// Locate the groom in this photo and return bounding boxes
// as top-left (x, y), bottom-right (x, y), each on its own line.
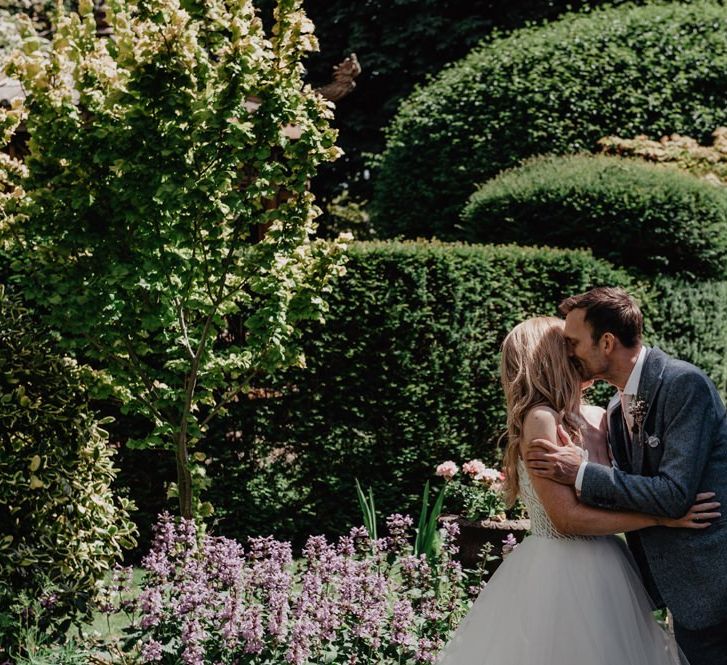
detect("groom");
top-left (525, 287), bottom-right (727, 665)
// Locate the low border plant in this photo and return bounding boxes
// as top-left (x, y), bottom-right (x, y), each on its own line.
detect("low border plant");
top-left (95, 512), bottom-right (481, 664)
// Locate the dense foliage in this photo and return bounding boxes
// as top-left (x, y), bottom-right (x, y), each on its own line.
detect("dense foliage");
top-left (203, 242), bottom-right (636, 546)
top-left (0, 0), bottom-right (54, 55)
top-left (0, 9), bottom-right (23, 54)
top-left (0, 286), bottom-right (136, 650)
top-left (371, 1), bottom-right (727, 238)
top-left (0, 0), bottom-right (347, 517)
top-left (461, 154), bottom-right (727, 278)
top-left (253, 0), bottom-right (624, 226)
top-left (650, 277), bottom-right (727, 400)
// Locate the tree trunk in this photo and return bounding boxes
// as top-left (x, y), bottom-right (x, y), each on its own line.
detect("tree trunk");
top-left (176, 430), bottom-right (193, 519)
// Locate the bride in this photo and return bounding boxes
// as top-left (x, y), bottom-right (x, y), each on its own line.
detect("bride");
top-left (436, 317), bottom-right (718, 665)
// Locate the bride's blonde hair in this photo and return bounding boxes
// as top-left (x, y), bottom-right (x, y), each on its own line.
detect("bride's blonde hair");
top-left (500, 316), bottom-right (583, 505)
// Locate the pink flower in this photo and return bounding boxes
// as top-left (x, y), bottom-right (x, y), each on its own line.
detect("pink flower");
top-left (476, 467), bottom-right (501, 485)
top-left (462, 459), bottom-right (486, 478)
top-left (435, 461), bottom-right (458, 480)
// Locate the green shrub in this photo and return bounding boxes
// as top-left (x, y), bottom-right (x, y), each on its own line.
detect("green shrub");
top-left (650, 277), bottom-right (727, 400)
top-left (255, 0), bottom-right (622, 228)
top-left (0, 286), bottom-right (137, 647)
top-left (371, 1), bottom-right (727, 239)
top-left (205, 241), bottom-right (637, 546)
top-left (461, 154), bottom-right (727, 278)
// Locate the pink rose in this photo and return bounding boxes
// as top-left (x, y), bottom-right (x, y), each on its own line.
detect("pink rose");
top-left (476, 467), bottom-right (501, 485)
top-left (435, 461), bottom-right (458, 480)
top-left (462, 459), bottom-right (486, 478)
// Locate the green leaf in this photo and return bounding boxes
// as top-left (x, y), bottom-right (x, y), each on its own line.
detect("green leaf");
top-left (415, 480), bottom-right (430, 557)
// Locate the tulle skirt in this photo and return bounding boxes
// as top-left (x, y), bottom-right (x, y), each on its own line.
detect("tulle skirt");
top-left (437, 535), bottom-right (686, 665)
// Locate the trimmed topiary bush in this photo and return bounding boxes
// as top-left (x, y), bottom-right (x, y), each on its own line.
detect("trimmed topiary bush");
top-left (461, 154), bottom-right (727, 278)
top-left (371, 1), bottom-right (727, 239)
top-left (0, 286), bottom-right (137, 647)
top-left (204, 241), bottom-right (638, 547)
top-left (650, 277), bottom-right (727, 400)
top-left (255, 0), bottom-right (623, 226)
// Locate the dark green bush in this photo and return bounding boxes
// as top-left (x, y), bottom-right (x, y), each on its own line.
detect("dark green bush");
top-left (650, 277), bottom-right (727, 400)
top-left (371, 1), bottom-right (727, 239)
top-left (254, 0), bottom-right (623, 228)
top-left (0, 286), bottom-right (137, 647)
top-left (461, 154), bottom-right (727, 278)
top-left (205, 242), bottom-right (637, 546)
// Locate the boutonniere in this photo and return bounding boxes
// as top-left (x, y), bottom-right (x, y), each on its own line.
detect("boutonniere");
top-left (628, 397), bottom-right (648, 435)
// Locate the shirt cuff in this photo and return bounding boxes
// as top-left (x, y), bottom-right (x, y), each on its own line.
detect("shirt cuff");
top-left (575, 460), bottom-right (589, 493)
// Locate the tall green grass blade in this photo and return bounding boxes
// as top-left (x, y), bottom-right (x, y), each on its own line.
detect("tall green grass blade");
top-left (423, 484), bottom-right (447, 559)
top-left (355, 478), bottom-right (377, 540)
top-left (415, 480), bottom-right (430, 556)
top-left (368, 486), bottom-right (378, 541)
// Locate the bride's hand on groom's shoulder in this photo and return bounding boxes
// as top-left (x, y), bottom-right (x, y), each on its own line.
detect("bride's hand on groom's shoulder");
top-left (658, 492), bottom-right (721, 529)
top-left (526, 425), bottom-right (583, 486)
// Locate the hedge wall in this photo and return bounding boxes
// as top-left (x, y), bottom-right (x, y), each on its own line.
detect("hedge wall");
top-left (650, 277), bottom-right (727, 399)
top-left (461, 155), bottom-right (727, 278)
top-left (371, 1), bottom-right (727, 239)
top-left (204, 242), bottom-right (638, 546)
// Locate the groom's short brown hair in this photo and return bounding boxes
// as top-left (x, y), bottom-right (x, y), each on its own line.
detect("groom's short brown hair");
top-left (559, 287), bottom-right (643, 348)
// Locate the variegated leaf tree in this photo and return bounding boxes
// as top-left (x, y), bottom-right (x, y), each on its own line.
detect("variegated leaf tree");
top-left (0, 0), bottom-right (347, 518)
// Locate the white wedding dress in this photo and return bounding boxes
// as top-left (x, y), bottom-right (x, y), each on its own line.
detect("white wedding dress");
top-left (436, 460), bottom-right (686, 665)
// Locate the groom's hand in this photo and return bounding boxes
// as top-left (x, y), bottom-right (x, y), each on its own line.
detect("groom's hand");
top-left (526, 426), bottom-right (583, 486)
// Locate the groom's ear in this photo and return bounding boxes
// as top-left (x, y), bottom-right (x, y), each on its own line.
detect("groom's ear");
top-left (600, 332), bottom-right (616, 355)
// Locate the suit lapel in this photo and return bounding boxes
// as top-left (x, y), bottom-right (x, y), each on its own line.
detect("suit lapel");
top-left (631, 347), bottom-right (668, 474)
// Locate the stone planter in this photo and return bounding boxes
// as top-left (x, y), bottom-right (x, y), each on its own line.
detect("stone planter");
top-left (439, 514), bottom-right (530, 575)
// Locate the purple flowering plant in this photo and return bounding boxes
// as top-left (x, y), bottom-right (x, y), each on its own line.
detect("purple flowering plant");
top-left (98, 512), bottom-right (474, 664)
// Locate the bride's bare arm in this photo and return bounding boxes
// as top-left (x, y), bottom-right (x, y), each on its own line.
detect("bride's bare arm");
top-left (521, 407), bottom-right (719, 536)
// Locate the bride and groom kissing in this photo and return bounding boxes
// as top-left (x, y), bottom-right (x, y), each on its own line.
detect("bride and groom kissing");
top-left (436, 287), bottom-right (727, 665)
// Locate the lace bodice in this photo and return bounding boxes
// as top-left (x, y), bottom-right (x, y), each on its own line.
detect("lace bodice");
top-left (517, 459), bottom-right (595, 540)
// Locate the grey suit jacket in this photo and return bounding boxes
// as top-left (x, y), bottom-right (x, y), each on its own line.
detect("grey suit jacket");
top-left (580, 347), bottom-right (727, 630)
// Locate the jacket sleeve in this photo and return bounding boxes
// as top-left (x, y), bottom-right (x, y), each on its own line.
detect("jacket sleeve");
top-left (579, 371), bottom-right (722, 518)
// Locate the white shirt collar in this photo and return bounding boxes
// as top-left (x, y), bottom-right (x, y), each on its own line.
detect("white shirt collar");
top-left (622, 345), bottom-right (647, 397)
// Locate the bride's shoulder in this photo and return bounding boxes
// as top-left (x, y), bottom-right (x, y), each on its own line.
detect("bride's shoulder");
top-left (523, 405), bottom-right (559, 429)
top-left (521, 406), bottom-right (559, 456)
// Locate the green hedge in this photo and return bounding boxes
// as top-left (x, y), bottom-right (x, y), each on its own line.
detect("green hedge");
top-left (255, 0), bottom-right (625, 229)
top-left (0, 286), bottom-right (137, 645)
top-left (461, 155), bottom-right (727, 278)
top-left (205, 242), bottom-right (637, 546)
top-left (650, 277), bottom-right (727, 399)
top-left (371, 1), bottom-right (727, 239)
